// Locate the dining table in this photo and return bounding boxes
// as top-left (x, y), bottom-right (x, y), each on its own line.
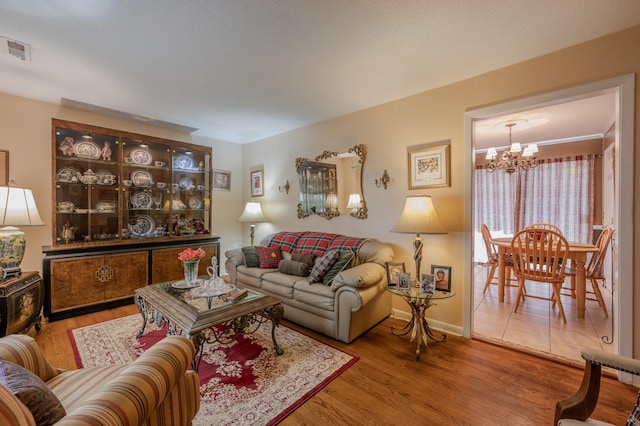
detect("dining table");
top-left (491, 237), bottom-right (598, 318)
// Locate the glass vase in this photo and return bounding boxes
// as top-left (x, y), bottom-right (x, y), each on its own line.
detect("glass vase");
top-left (183, 260), bottom-right (200, 286)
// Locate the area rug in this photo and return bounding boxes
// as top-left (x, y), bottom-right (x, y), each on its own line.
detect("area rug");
top-left (69, 314), bottom-right (357, 426)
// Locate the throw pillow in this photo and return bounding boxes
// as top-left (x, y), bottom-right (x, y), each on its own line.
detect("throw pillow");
top-left (278, 259), bottom-right (311, 277)
top-left (322, 249), bottom-right (355, 285)
top-left (0, 360), bottom-right (66, 426)
top-left (291, 252), bottom-right (315, 268)
top-left (241, 246), bottom-right (260, 268)
top-left (309, 249), bottom-right (340, 283)
top-left (255, 246), bottom-right (283, 268)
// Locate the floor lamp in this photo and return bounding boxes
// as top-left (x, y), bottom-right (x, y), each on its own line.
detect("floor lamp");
top-left (238, 202), bottom-right (266, 246)
top-left (391, 195), bottom-right (446, 279)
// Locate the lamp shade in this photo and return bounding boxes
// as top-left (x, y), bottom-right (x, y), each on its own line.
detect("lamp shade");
top-left (346, 193), bottom-right (361, 209)
top-left (391, 195), bottom-right (446, 235)
top-left (0, 186), bottom-right (44, 226)
top-left (237, 202), bottom-right (266, 223)
top-left (325, 193), bottom-right (338, 210)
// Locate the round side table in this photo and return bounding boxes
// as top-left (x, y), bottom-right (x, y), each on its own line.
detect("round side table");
top-left (386, 286), bottom-right (456, 360)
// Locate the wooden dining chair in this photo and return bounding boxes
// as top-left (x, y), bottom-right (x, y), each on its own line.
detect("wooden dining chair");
top-left (564, 226), bottom-right (614, 317)
top-left (480, 224), bottom-right (515, 294)
top-left (511, 228), bottom-right (570, 323)
top-left (524, 223), bottom-right (564, 234)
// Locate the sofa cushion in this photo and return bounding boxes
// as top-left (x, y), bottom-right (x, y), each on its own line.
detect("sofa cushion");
top-left (295, 232), bottom-right (338, 256)
top-left (322, 249), bottom-right (355, 285)
top-left (0, 359), bottom-right (66, 425)
top-left (256, 246), bottom-right (283, 268)
top-left (241, 246), bottom-right (260, 267)
top-left (269, 231), bottom-right (303, 253)
top-left (309, 249), bottom-right (340, 283)
top-left (278, 260), bottom-right (311, 277)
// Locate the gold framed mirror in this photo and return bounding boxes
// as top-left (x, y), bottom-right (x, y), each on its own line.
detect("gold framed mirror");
top-left (295, 144), bottom-right (367, 220)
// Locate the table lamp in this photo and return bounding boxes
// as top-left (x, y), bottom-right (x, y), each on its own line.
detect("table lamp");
top-left (391, 195), bottom-right (446, 278)
top-left (238, 202), bottom-right (266, 245)
top-left (0, 184), bottom-right (45, 279)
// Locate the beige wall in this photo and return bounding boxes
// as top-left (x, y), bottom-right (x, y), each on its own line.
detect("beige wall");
top-left (0, 93), bottom-right (245, 274)
top-left (242, 25), bottom-right (640, 340)
top-left (1, 24), bottom-right (639, 352)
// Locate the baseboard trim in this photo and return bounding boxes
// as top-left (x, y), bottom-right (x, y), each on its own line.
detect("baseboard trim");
top-left (390, 308), bottom-right (463, 337)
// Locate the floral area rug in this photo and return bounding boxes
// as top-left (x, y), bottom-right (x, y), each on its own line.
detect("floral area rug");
top-left (69, 314), bottom-right (357, 426)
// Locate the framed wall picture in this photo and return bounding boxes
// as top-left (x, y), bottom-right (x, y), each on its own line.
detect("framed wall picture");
top-left (397, 272), bottom-right (411, 291)
top-left (420, 273), bottom-right (436, 296)
top-left (213, 169), bottom-right (231, 191)
top-left (385, 262), bottom-right (405, 286)
top-left (0, 150), bottom-right (7, 185)
top-left (407, 142), bottom-right (451, 189)
top-left (431, 265), bottom-right (452, 292)
top-left (251, 169), bottom-right (264, 197)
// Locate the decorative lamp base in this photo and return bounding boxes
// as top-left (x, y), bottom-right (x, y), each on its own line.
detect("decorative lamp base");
top-left (0, 226), bottom-right (25, 276)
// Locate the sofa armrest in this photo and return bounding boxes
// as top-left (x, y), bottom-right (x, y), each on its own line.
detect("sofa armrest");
top-left (0, 334), bottom-right (60, 382)
top-left (331, 263), bottom-right (385, 289)
top-left (225, 249), bottom-right (245, 283)
top-left (555, 348), bottom-right (640, 424)
top-left (59, 336), bottom-right (198, 425)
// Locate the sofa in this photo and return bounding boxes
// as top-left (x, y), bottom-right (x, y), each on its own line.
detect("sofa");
top-left (0, 334), bottom-right (200, 425)
top-left (225, 231), bottom-right (394, 343)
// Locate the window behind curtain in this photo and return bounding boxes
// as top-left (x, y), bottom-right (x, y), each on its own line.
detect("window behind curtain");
top-left (475, 155), bottom-right (595, 242)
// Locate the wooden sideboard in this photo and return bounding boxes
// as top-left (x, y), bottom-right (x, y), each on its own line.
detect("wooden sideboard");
top-left (42, 237), bottom-right (219, 321)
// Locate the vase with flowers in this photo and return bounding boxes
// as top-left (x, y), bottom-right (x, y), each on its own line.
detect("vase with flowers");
top-left (178, 247), bottom-right (206, 286)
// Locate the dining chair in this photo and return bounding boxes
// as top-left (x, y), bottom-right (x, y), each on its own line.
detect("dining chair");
top-left (511, 228), bottom-right (570, 323)
top-left (564, 226), bottom-right (614, 317)
top-left (479, 224), bottom-right (515, 294)
top-left (524, 223), bottom-right (564, 234)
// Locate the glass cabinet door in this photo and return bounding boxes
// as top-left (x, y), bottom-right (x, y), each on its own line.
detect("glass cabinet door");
top-left (122, 138), bottom-right (171, 240)
top-left (54, 126), bottom-right (120, 244)
top-left (169, 147), bottom-right (211, 237)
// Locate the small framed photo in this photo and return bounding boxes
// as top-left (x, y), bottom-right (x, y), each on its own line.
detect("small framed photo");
top-left (408, 142), bottom-right (451, 189)
top-left (431, 265), bottom-right (452, 292)
top-left (251, 169), bottom-right (264, 197)
top-left (213, 169), bottom-right (231, 191)
top-left (397, 272), bottom-right (411, 291)
top-left (420, 273), bottom-right (436, 295)
top-left (385, 262), bottom-right (406, 286)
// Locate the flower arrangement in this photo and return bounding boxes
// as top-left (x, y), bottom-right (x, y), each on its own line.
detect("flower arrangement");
top-left (178, 247), bottom-right (206, 263)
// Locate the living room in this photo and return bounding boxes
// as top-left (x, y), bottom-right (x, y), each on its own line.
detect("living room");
top-left (1, 2), bottom-right (640, 424)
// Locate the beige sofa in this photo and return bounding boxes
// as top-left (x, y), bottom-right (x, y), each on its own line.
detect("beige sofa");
top-left (0, 334), bottom-right (200, 425)
top-left (225, 231), bottom-right (394, 343)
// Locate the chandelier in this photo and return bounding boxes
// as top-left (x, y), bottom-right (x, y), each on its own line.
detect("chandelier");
top-left (485, 122), bottom-right (538, 173)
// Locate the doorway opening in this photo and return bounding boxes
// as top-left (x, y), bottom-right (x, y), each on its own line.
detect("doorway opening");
top-left (464, 75), bottom-right (634, 364)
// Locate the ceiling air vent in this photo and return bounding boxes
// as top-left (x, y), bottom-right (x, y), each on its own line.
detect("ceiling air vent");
top-left (0, 36), bottom-right (31, 61)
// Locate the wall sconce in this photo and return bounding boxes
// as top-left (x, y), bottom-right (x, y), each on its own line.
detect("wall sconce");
top-left (375, 170), bottom-right (390, 189)
top-left (279, 179), bottom-right (290, 194)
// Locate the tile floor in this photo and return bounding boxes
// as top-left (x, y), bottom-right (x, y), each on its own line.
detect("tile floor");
top-left (472, 264), bottom-right (616, 364)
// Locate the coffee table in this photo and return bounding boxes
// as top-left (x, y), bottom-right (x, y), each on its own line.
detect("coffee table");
top-left (134, 279), bottom-right (284, 370)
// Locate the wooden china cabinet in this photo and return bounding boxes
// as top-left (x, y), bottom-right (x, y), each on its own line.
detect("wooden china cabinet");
top-left (43, 119), bottom-right (220, 321)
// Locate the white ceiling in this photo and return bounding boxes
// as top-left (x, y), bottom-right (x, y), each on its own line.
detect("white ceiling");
top-left (0, 1), bottom-right (638, 144)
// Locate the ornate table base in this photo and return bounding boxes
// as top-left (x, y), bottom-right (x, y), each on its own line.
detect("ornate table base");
top-left (391, 297), bottom-right (448, 360)
top-left (134, 286), bottom-right (284, 372)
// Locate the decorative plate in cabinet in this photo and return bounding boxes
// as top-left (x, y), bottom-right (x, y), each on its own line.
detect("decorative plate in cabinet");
top-left (129, 148), bottom-right (153, 165)
top-left (131, 192), bottom-right (153, 209)
top-left (128, 215), bottom-right (156, 237)
top-left (74, 140), bottom-right (101, 159)
top-left (131, 170), bottom-right (153, 187)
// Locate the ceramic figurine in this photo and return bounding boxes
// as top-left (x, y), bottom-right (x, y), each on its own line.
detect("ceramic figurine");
top-left (101, 141), bottom-right (112, 161)
top-left (59, 137), bottom-right (75, 156)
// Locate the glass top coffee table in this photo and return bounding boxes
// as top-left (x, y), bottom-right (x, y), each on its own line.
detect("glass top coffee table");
top-left (135, 279), bottom-right (284, 370)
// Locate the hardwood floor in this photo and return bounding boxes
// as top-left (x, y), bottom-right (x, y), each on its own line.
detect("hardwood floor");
top-left (32, 305), bottom-right (637, 425)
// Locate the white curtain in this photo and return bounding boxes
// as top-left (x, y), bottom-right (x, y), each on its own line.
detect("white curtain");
top-left (475, 155), bottom-right (595, 243)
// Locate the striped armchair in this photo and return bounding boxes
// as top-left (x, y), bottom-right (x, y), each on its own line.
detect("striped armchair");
top-left (0, 334), bottom-right (200, 425)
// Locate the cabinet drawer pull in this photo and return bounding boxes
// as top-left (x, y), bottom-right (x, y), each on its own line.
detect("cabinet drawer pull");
top-left (95, 266), bottom-right (114, 283)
